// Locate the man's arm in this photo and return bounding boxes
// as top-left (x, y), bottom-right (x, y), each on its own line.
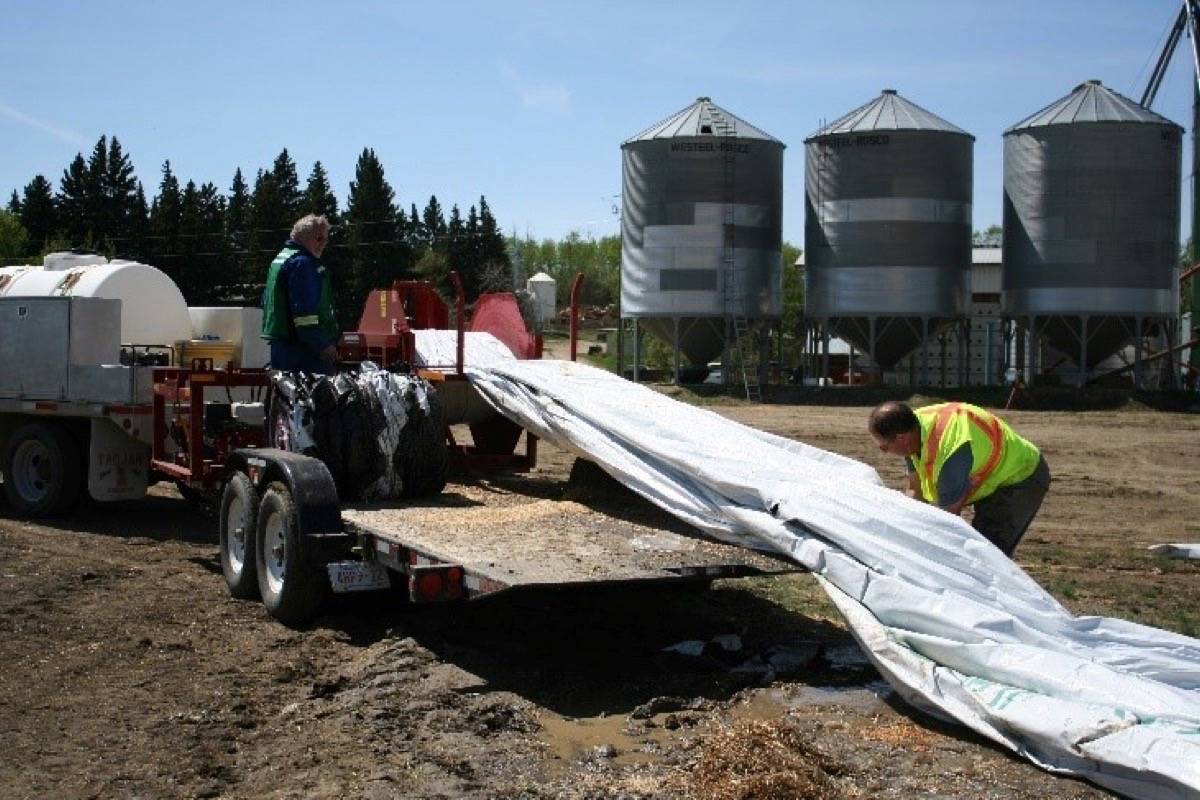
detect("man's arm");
top-left (936, 443), bottom-right (974, 514)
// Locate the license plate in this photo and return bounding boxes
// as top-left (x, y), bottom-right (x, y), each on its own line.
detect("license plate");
top-left (326, 561), bottom-right (392, 593)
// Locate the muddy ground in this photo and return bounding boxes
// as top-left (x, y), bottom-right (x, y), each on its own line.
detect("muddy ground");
top-left (1, 396), bottom-right (1199, 799)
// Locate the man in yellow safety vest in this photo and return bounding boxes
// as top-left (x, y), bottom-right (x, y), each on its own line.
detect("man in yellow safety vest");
top-left (868, 401), bottom-right (1051, 557)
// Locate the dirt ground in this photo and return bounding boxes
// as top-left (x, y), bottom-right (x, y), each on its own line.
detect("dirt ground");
top-left (1, 395), bottom-right (1199, 799)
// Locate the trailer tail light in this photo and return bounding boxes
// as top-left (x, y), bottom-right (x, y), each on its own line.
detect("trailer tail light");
top-left (409, 564), bottom-right (465, 603)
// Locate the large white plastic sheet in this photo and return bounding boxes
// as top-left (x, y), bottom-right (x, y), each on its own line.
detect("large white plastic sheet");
top-left (443, 352), bottom-right (1200, 800)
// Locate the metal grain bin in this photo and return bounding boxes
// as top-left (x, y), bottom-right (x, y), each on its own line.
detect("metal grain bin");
top-left (621, 97), bottom-right (785, 364)
top-left (804, 90), bottom-right (973, 369)
top-left (1003, 80), bottom-right (1182, 369)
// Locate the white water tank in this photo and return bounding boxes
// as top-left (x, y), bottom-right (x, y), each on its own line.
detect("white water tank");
top-left (526, 271), bottom-right (557, 326)
top-left (0, 254), bottom-right (192, 346)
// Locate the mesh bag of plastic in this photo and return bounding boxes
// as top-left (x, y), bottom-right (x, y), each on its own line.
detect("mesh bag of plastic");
top-left (268, 363), bottom-right (446, 499)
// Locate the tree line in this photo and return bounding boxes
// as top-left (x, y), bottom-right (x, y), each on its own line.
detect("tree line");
top-left (509, 232), bottom-right (803, 334)
top-left (3, 135), bottom-right (510, 327)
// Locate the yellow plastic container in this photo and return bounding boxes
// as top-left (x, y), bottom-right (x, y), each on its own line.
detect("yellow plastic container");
top-left (175, 339), bottom-right (238, 368)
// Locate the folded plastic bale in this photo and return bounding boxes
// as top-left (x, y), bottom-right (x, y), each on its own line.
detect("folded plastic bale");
top-left (268, 363), bottom-right (447, 500)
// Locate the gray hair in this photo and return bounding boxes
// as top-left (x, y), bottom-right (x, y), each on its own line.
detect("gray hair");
top-left (291, 214), bottom-right (330, 241)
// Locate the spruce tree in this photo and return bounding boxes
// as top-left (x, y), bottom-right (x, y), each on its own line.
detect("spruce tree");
top-left (6, 191), bottom-right (18, 216)
top-left (463, 204), bottom-right (482, 297)
top-left (57, 154), bottom-right (89, 246)
top-left (477, 196), bottom-right (509, 269)
top-left (197, 182), bottom-right (232, 300)
top-left (127, 182), bottom-right (149, 261)
top-left (303, 161), bottom-right (339, 222)
top-left (226, 168), bottom-right (250, 283)
top-left (249, 167), bottom-right (283, 263)
top-left (149, 161), bottom-right (183, 285)
top-left (177, 180), bottom-right (203, 300)
top-left (342, 148), bottom-right (404, 326)
top-left (423, 195), bottom-right (447, 252)
top-left (408, 202), bottom-right (426, 256)
top-left (21, 175), bottom-right (58, 255)
top-left (444, 204), bottom-right (467, 298)
top-left (105, 136), bottom-right (139, 247)
top-left (84, 136), bottom-right (108, 244)
top-left (270, 148), bottom-right (303, 223)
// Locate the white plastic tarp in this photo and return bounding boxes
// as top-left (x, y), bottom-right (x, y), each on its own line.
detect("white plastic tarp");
top-left (433, 345), bottom-right (1200, 800)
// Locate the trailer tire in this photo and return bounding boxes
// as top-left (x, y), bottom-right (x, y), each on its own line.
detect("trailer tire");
top-left (395, 390), bottom-right (448, 498)
top-left (255, 481), bottom-right (326, 626)
top-left (218, 471), bottom-right (260, 599)
top-left (2, 422), bottom-right (83, 517)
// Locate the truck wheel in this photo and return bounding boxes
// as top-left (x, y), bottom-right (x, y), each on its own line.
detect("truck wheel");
top-left (255, 481), bottom-right (326, 626)
top-left (2, 422), bottom-right (83, 516)
top-left (395, 390), bottom-right (449, 498)
top-left (218, 471), bottom-right (260, 599)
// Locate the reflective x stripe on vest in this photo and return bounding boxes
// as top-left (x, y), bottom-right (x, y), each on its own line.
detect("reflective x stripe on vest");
top-left (921, 403), bottom-right (1004, 504)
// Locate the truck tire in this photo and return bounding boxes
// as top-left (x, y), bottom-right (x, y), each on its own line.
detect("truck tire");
top-left (255, 481), bottom-right (326, 626)
top-left (394, 390), bottom-right (448, 498)
top-left (2, 422), bottom-right (83, 517)
top-left (218, 471), bottom-right (260, 599)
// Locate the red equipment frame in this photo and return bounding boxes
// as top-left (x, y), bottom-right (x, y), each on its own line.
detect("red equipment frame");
top-left (150, 364), bottom-right (270, 488)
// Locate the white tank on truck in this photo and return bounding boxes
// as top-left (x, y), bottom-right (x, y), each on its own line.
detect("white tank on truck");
top-left (0, 254), bottom-right (193, 347)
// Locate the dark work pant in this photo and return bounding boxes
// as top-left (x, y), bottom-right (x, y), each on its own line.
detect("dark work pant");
top-left (971, 455), bottom-right (1051, 557)
top-left (269, 340), bottom-right (335, 375)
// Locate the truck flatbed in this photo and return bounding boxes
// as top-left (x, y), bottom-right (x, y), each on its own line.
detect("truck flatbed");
top-left (340, 475), bottom-right (799, 599)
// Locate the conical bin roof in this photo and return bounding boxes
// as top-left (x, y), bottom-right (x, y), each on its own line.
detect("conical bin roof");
top-left (624, 97), bottom-right (782, 144)
top-left (1005, 80), bottom-right (1180, 132)
top-left (808, 89), bottom-right (972, 140)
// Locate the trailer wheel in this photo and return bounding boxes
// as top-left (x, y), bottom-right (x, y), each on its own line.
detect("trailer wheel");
top-left (218, 471), bottom-right (260, 599)
top-left (2, 422), bottom-right (83, 517)
top-left (255, 481), bottom-right (326, 625)
top-left (395, 390), bottom-right (449, 498)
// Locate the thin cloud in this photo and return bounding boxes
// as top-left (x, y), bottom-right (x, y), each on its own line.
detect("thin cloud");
top-left (499, 61), bottom-right (571, 116)
top-left (0, 101), bottom-right (88, 147)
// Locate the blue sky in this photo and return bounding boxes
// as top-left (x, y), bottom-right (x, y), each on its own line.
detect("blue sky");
top-left (2, 1), bottom-right (1197, 246)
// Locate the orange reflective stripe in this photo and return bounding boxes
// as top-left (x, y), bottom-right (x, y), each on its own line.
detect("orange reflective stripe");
top-left (923, 403), bottom-right (961, 486)
top-left (964, 408), bottom-right (1004, 501)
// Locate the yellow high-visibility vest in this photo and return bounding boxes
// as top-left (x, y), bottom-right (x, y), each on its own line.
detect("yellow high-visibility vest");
top-left (912, 402), bottom-right (1040, 505)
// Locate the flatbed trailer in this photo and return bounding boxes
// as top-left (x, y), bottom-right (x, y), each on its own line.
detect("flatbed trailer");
top-left (338, 476), bottom-right (800, 603)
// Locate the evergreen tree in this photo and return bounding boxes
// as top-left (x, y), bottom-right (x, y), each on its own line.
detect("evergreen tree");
top-left (271, 148), bottom-right (303, 221)
top-left (444, 204), bottom-right (467, 297)
top-left (408, 202), bottom-right (426, 255)
top-left (462, 203), bottom-right (483, 297)
top-left (6, 191), bottom-right (18, 216)
top-left (423, 195), bottom-right (447, 252)
top-left (196, 182), bottom-right (233, 300)
top-left (148, 161), bottom-right (183, 284)
top-left (303, 161), bottom-right (339, 221)
top-left (20, 175), bottom-right (57, 255)
top-left (249, 155), bottom-right (300, 261)
top-left (105, 136), bottom-right (139, 247)
top-left (476, 196), bottom-right (511, 292)
top-left (177, 180), bottom-right (204, 300)
top-left (127, 182), bottom-right (149, 261)
top-left (84, 136), bottom-right (109, 243)
top-left (341, 148), bottom-right (405, 326)
top-left (57, 154), bottom-right (89, 246)
top-left (477, 196), bottom-right (508, 268)
top-left (226, 168), bottom-right (249, 237)
top-left (225, 168), bottom-right (250, 283)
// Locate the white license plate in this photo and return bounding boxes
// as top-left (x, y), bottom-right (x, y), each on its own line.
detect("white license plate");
top-left (326, 561), bottom-right (392, 593)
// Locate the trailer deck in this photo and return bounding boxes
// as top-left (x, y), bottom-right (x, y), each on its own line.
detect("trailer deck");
top-left (341, 473), bottom-right (799, 599)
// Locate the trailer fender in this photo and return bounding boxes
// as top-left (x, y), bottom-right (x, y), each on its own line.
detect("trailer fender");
top-left (228, 448), bottom-right (350, 559)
